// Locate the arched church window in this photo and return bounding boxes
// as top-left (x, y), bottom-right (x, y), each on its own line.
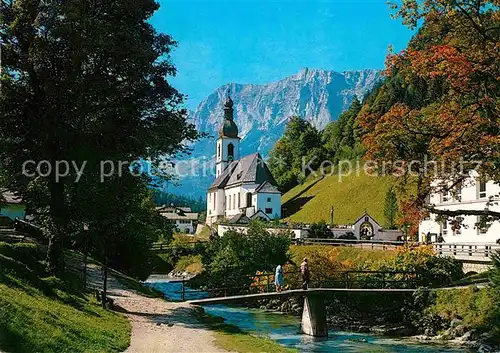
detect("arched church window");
top-left (228, 143), bottom-right (234, 159)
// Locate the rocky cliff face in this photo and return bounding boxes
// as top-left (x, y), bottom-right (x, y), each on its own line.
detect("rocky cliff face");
top-left (172, 68), bottom-right (381, 196)
top-left (189, 68), bottom-right (380, 159)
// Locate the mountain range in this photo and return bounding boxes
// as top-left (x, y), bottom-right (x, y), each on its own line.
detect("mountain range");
top-left (169, 68), bottom-right (381, 197)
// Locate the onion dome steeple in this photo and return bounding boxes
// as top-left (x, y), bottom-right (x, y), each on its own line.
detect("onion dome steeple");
top-left (219, 88), bottom-right (239, 138)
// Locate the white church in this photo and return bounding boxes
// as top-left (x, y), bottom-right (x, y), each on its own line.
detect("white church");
top-left (206, 94), bottom-right (282, 226)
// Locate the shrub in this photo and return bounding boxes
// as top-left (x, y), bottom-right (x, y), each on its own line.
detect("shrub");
top-left (202, 220), bottom-right (291, 293)
top-left (0, 254), bottom-right (40, 288)
top-left (337, 231), bottom-right (356, 240)
top-left (159, 238), bottom-right (206, 269)
top-left (175, 255), bottom-right (203, 275)
top-left (10, 242), bottom-right (40, 258)
top-left (490, 251), bottom-right (500, 290)
top-left (384, 245), bottom-right (463, 286)
top-left (289, 245), bottom-right (463, 288)
top-left (0, 242), bottom-right (43, 279)
top-left (430, 287), bottom-right (499, 334)
top-left (308, 222), bottom-right (332, 238)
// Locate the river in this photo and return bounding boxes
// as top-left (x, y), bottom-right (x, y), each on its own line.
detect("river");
top-left (146, 280), bottom-right (470, 352)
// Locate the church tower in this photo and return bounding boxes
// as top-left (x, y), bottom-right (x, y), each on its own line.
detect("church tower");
top-left (216, 91), bottom-right (240, 177)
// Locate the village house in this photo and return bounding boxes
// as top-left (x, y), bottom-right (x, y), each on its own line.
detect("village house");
top-left (157, 205), bottom-right (199, 234)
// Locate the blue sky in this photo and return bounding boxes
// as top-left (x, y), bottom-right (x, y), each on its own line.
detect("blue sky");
top-left (151, 0), bottom-right (415, 110)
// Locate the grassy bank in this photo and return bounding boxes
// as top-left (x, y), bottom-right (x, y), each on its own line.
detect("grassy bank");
top-left (282, 166), bottom-right (392, 224)
top-left (152, 234), bottom-right (207, 275)
top-left (290, 245), bottom-right (396, 267)
top-left (0, 241), bottom-right (131, 353)
top-left (431, 287), bottom-right (499, 340)
top-left (196, 310), bottom-right (298, 353)
top-left (0, 284), bottom-right (130, 353)
top-left (174, 254), bottom-right (204, 275)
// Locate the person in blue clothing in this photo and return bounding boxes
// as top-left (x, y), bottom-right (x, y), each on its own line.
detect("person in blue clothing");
top-left (275, 263), bottom-right (284, 292)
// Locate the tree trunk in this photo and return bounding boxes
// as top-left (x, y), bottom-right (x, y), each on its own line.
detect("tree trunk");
top-left (46, 178), bottom-right (66, 274)
top-left (47, 234), bottom-right (64, 274)
top-left (102, 256), bottom-right (108, 309)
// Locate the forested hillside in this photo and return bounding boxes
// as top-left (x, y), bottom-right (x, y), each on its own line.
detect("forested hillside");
top-left (273, 0), bottom-right (499, 233)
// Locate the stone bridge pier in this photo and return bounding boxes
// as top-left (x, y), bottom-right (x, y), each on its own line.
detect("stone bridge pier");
top-left (301, 294), bottom-right (328, 337)
top-left (461, 261), bottom-right (491, 275)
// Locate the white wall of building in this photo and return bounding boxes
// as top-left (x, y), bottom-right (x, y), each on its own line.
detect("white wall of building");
top-left (175, 220), bottom-right (195, 234)
top-left (207, 189), bottom-right (226, 226)
top-left (255, 193), bottom-right (281, 219)
top-left (419, 175), bottom-right (500, 243)
top-left (216, 137), bottom-right (240, 177)
top-left (218, 224), bottom-right (308, 239)
top-left (224, 185), bottom-right (243, 218)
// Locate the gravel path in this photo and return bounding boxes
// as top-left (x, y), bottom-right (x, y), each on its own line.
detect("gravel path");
top-left (87, 264), bottom-right (228, 353)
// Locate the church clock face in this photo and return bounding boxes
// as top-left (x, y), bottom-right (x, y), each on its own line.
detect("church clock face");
top-left (228, 155), bottom-right (234, 162)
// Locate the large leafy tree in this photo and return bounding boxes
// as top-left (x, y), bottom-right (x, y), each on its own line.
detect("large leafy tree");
top-left (268, 116), bottom-right (326, 191)
top-left (359, 0), bottom-right (499, 235)
top-left (0, 0), bottom-right (198, 272)
top-left (322, 97), bottom-right (364, 161)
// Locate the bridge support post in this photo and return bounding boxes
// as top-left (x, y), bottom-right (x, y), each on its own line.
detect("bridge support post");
top-left (301, 294), bottom-right (328, 337)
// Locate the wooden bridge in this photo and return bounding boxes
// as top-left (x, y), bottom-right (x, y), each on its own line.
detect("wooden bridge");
top-left (188, 287), bottom-right (417, 337)
top-left (181, 269), bottom-right (425, 337)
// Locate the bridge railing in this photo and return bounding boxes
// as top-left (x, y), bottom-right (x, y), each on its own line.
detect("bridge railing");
top-left (317, 270), bottom-right (422, 289)
top-left (433, 243), bottom-right (500, 261)
top-left (175, 269), bottom-right (422, 301)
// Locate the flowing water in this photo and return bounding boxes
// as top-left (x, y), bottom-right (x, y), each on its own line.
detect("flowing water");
top-left (147, 280), bottom-right (470, 352)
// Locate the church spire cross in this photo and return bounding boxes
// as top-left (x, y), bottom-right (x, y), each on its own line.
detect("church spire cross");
top-left (219, 86), bottom-right (238, 138)
top-left (223, 86), bottom-right (234, 119)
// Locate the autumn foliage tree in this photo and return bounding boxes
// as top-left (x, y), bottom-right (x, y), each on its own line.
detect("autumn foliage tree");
top-left (359, 0), bottom-right (500, 236)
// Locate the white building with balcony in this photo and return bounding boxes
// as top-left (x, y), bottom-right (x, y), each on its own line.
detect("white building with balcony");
top-left (205, 94), bottom-right (281, 226)
top-left (419, 173), bottom-right (500, 244)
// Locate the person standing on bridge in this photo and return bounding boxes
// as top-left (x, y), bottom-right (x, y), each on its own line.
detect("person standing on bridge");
top-left (275, 264), bottom-right (284, 292)
top-left (300, 258), bottom-right (310, 290)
